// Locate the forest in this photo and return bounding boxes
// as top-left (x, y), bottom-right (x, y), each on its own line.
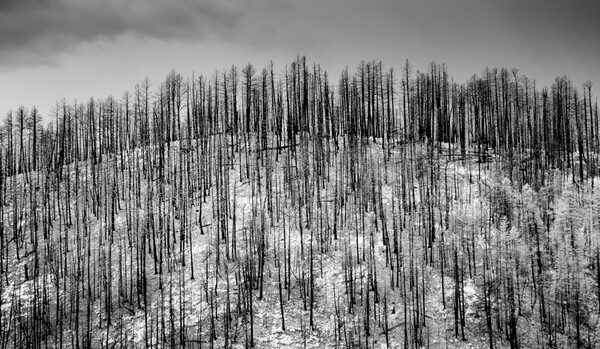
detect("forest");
top-left (0, 57), bottom-right (599, 348)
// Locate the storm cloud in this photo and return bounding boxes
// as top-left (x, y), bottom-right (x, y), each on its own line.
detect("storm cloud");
top-left (2, 0), bottom-right (598, 72)
top-left (0, 0), bottom-right (242, 65)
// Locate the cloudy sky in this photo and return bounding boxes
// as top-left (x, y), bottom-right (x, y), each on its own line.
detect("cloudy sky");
top-left (1, 0), bottom-right (598, 121)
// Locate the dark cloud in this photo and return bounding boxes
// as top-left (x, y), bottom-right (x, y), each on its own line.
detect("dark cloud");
top-left (0, 0), bottom-right (597, 88)
top-left (0, 0), bottom-right (241, 66)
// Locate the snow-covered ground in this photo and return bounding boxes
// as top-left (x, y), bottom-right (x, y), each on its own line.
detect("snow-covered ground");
top-left (1, 136), bottom-right (599, 348)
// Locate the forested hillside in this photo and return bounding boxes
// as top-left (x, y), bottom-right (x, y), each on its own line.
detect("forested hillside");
top-left (1, 57), bottom-right (599, 348)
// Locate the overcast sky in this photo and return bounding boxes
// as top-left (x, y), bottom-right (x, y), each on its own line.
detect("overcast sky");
top-left (1, 0), bottom-right (598, 121)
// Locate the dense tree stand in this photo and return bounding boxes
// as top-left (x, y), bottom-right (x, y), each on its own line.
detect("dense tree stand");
top-left (0, 57), bottom-right (599, 348)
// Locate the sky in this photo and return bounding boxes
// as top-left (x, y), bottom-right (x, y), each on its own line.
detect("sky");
top-left (1, 0), bottom-right (599, 122)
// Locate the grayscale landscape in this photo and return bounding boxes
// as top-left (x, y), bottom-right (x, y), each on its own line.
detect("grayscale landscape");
top-left (1, 1), bottom-right (599, 348)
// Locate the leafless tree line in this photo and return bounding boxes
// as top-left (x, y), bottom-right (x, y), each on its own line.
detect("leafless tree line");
top-left (0, 57), bottom-right (598, 348)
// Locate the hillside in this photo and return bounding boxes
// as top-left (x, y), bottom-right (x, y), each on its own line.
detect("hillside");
top-left (1, 58), bottom-right (599, 348)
